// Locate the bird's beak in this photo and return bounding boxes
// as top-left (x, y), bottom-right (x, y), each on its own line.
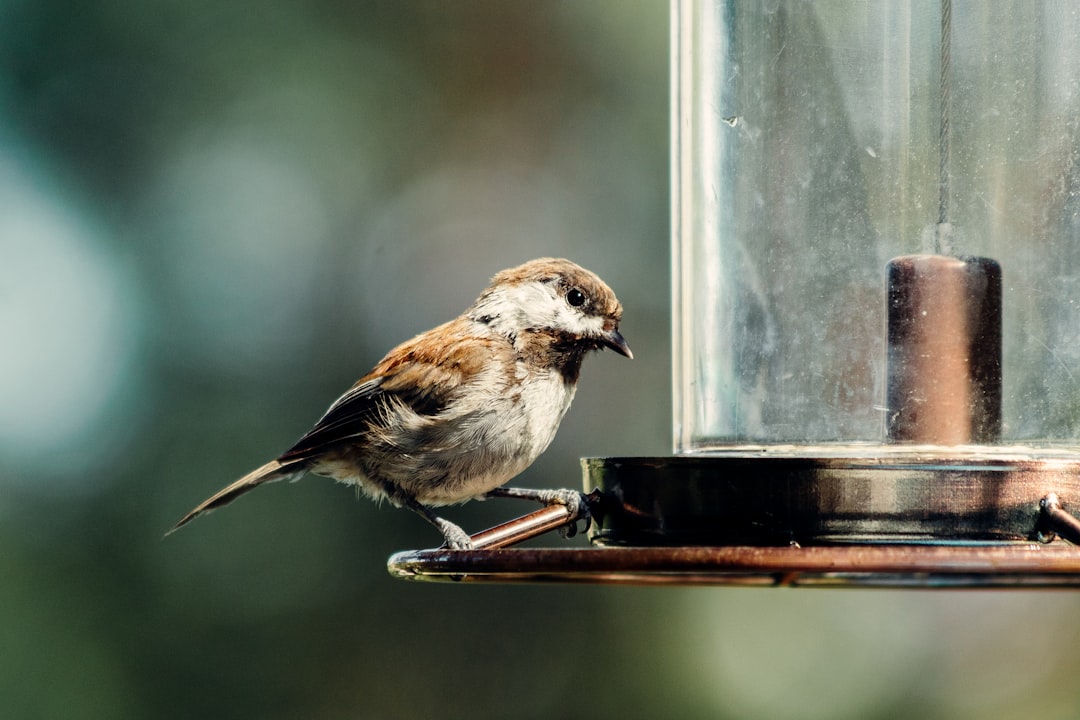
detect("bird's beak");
top-left (601, 328), bottom-right (633, 359)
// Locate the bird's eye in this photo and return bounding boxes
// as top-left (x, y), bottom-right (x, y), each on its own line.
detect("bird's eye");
top-left (566, 287), bottom-right (587, 307)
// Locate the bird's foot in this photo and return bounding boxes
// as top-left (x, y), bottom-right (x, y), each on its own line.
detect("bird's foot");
top-left (404, 496), bottom-right (475, 550)
top-left (485, 487), bottom-right (592, 538)
top-left (436, 518), bottom-right (475, 550)
top-left (538, 488), bottom-right (591, 538)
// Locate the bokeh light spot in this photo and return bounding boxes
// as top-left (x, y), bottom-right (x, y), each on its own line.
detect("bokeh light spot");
top-left (0, 149), bottom-right (137, 478)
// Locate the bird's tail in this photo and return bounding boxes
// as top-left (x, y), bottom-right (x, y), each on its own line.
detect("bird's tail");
top-left (167, 458), bottom-right (307, 535)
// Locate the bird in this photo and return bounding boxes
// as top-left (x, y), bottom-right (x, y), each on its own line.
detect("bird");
top-left (169, 257), bottom-right (632, 549)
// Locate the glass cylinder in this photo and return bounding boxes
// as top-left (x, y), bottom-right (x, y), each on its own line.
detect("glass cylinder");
top-left (672, 0), bottom-right (1080, 453)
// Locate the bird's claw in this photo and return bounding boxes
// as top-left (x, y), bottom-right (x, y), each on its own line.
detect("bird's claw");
top-left (481, 486), bottom-right (594, 542)
top-left (437, 519), bottom-right (475, 550)
top-left (540, 488), bottom-right (592, 539)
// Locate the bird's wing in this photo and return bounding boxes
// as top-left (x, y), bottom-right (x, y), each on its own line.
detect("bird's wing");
top-left (278, 321), bottom-right (502, 462)
top-left (275, 377), bottom-right (390, 462)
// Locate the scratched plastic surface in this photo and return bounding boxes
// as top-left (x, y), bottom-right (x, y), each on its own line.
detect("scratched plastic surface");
top-left (673, 1), bottom-right (1080, 453)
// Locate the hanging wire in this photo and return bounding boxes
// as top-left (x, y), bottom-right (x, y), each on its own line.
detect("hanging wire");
top-left (936, 0), bottom-right (953, 254)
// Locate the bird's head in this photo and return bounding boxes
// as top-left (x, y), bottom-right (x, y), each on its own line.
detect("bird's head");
top-left (468, 258), bottom-right (632, 360)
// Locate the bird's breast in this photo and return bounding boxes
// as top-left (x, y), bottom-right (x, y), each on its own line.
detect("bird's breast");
top-left (512, 367), bottom-right (577, 457)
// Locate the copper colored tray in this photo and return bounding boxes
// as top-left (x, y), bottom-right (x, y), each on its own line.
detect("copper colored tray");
top-left (388, 450), bottom-right (1080, 587)
top-left (386, 486), bottom-right (1080, 587)
top-left (387, 543), bottom-right (1080, 587)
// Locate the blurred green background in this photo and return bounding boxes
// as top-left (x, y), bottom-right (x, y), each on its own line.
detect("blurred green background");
top-left (4, 2), bottom-right (1080, 718)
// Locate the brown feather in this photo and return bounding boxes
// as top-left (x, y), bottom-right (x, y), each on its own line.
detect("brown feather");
top-left (279, 318), bottom-right (502, 462)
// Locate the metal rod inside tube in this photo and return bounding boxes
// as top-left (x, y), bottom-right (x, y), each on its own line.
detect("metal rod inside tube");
top-left (885, 255), bottom-right (1002, 444)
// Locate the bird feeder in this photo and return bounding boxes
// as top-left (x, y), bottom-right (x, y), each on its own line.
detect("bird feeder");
top-left (390, 0), bottom-right (1080, 585)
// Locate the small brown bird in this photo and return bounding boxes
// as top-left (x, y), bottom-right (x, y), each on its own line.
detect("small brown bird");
top-left (170, 258), bottom-right (631, 548)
